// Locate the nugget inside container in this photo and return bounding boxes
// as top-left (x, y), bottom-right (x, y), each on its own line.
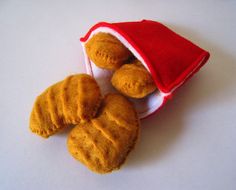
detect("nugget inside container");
top-left (80, 20), bottom-right (210, 119)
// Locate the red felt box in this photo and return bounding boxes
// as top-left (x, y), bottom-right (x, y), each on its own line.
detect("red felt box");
top-left (80, 20), bottom-right (210, 119)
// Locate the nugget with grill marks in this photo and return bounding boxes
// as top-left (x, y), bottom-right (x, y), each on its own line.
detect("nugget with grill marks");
top-left (67, 93), bottom-right (140, 174)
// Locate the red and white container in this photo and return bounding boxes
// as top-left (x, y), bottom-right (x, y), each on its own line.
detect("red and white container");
top-left (80, 20), bottom-right (210, 119)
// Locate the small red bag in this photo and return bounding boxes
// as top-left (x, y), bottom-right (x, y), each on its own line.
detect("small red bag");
top-left (80, 20), bottom-right (210, 119)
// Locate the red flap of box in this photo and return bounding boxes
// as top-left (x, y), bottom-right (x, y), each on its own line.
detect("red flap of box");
top-left (81, 20), bottom-right (210, 94)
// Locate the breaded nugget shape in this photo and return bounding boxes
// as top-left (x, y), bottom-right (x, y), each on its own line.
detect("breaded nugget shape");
top-left (30, 74), bottom-right (102, 138)
top-left (111, 60), bottom-right (157, 98)
top-left (67, 93), bottom-right (140, 174)
top-left (85, 32), bottom-right (133, 70)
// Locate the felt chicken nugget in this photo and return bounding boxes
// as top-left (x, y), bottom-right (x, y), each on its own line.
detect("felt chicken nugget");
top-left (85, 32), bottom-right (133, 70)
top-left (60, 74), bottom-right (101, 124)
top-left (111, 59), bottom-right (156, 98)
top-left (67, 93), bottom-right (139, 174)
top-left (29, 74), bottom-right (102, 138)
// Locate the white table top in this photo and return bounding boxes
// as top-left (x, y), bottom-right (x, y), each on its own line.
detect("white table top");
top-left (1, 0), bottom-right (236, 190)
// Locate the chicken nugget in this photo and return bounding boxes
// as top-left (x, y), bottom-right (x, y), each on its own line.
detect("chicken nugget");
top-left (111, 60), bottom-right (156, 98)
top-left (67, 93), bottom-right (140, 174)
top-left (85, 32), bottom-right (133, 70)
top-left (29, 74), bottom-right (102, 138)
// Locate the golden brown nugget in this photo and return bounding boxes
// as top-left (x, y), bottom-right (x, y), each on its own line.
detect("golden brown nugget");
top-left (67, 93), bottom-right (140, 174)
top-left (30, 74), bottom-right (102, 138)
top-left (85, 32), bottom-right (133, 70)
top-left (111, 60), bottom-right (157, 98)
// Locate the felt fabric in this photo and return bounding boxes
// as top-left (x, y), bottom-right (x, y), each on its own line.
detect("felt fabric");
top-left (80, 20), bottom-right (210, 118)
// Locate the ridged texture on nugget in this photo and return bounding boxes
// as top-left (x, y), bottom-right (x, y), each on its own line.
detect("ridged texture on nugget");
top-left (67, 93), bottom-right (140, 174)
top-left (111, 60), bottom-right (157, 98)
top-left (30, 74), bottom-right (102, 138)
top-left (85, 32), bottom-right (133, 70)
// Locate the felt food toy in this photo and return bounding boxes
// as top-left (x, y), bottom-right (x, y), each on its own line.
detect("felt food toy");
top-left (111, 59), bottom-right (156, 98)
top-left (29, 19), bottom-right (210, 175)
top-left (30, 74), bottom-right (102, 138)
top-left (85, 32), bottom-right (133, 70)
top-left (80, 20), bottom-right (210, 118)
top-left (67, 93), bottom-right (139, 174)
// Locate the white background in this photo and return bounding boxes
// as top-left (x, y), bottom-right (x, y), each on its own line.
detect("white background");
top-left (1, 0), bottom-right (236, 190)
